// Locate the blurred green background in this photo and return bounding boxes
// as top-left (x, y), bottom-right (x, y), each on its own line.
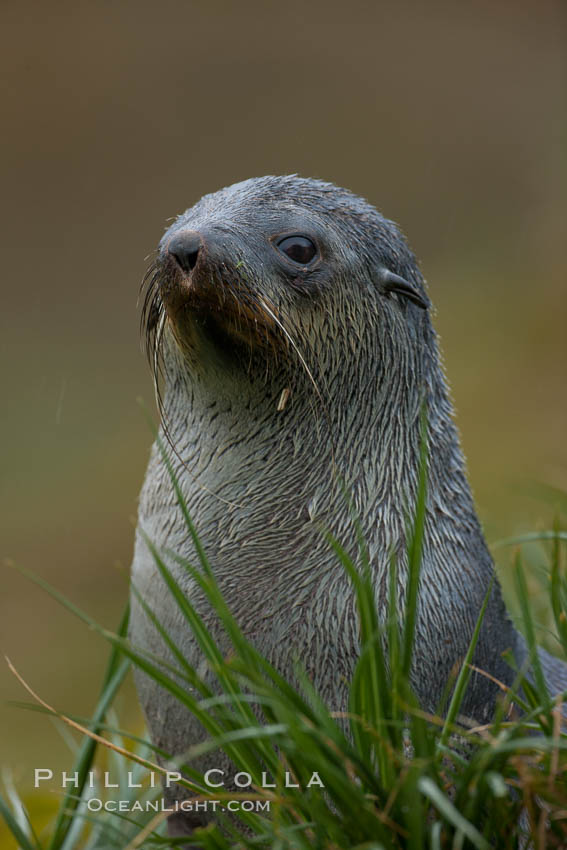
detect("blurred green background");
top-left (1, 0), bottom-right (566, 830)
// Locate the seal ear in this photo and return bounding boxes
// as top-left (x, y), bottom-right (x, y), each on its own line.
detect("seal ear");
top-left (380, 270), bottom-right (430, 310)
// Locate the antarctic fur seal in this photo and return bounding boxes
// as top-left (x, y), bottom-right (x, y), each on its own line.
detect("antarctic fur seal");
top-left (130, 175), bottom-right (567, 836)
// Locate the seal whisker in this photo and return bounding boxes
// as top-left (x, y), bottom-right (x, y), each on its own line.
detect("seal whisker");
top-left (139, 264), bottom-right (249, 512)
top-left (255, 296), bottom-right (338, 466)
top-left (152, 310), bottom-right (167, 414)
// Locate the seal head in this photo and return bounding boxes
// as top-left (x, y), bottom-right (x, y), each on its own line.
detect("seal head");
top-left (142, 176), bottom-right (430, 397)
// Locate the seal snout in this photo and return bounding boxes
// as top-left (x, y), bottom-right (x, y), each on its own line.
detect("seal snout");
top-left (167, 230), bottom-right (202, 275)
top-left (160, 228), bottom-right (210, 316)
top-left (155, 224), bottom-right (281, 354)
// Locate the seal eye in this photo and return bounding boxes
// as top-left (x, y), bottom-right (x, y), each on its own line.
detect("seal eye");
top-left (276, 235), bottom-right (317, 265)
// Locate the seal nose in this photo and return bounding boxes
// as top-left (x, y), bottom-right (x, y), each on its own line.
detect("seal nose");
top-left (168, 231), bottom-right (202, 275)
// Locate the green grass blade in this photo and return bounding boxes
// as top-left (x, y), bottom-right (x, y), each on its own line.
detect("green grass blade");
top-left (47, 605), bottom-right (130, 850)
top-left (401, 412), bottom-right (428, 679)
top-left (0, 793), bottom-right (40, 850)
top-left (129, 580), bottom-right (215, 699)
top-left (418, 777), bottom-right (490, 850)
top-left (491, 531), bottom-right (567, 549)
top-left (437, 581), bottom-right (493, 756)
top-left (550, 523), bottom-right (567, 653)
top-left (513, 554), bottom-right (550, 708)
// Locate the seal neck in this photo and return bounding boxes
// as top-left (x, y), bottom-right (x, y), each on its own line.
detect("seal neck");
top-left (157, 329), bottom-right (483, 569)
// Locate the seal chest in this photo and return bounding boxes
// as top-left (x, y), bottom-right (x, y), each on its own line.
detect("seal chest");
top-left (130, 174), bottom-right (566, 834)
